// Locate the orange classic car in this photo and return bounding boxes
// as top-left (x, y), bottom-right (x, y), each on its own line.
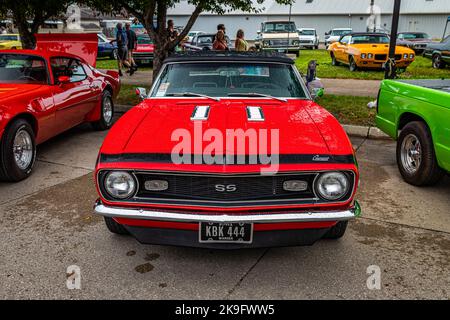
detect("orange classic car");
top-left (328, 32), bottom-right (415, 71)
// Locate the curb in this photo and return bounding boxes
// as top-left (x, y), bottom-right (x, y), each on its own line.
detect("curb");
top-left (115, 105), bottom-right (390, 140)
top-left (342, 124), bottom-right (390, 140)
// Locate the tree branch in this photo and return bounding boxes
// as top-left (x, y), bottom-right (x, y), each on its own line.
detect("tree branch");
top-left (168, 4), bottom-right (203, 50)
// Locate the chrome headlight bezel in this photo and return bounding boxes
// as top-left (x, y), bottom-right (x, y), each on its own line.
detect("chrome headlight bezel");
top-left (103, 171), bottom-right (137, 200)
top-left (314, 172), bottom-right (350, 201)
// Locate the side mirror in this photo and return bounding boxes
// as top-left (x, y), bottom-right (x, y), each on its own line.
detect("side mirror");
top-left (311, 88), bottom-right (324, 100)
top-left (58, 76), bottom-right (70, 85)
top-left (257, 30), bottom-right (261, 34)
top-left (135, 87), bottom-right (147, 100)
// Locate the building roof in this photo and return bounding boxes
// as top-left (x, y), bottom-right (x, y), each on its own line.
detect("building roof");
top-left (168, 0), bottom-right (450, 15)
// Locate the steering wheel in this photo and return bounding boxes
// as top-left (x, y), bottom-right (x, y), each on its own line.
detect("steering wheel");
top-left (19, 75), bottom-right (37, 82)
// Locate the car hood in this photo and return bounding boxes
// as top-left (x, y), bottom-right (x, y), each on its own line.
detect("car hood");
top-left (102, 99), bottom-right (352, 160)
top-left (299, 35), bottom-right (315, 40)
top-left (350, 44), bottom-right (413, 54)
top-left (136, 44), bottom-right (154, 52)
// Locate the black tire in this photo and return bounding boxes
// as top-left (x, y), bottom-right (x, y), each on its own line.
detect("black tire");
top-left (92, 90), bottom-right (114, 131)
top-left (396, 121), bottom-right (444, 186)
top-left (104, 217), bottom-right (129, 235)
top-left (349, 56), bottom-right (358, 72)
top-left (432, 54), bottom-right (446, 69)
top-left (323, 221), bottom-right (348, 239)
top-left (295, 51), bottom-right (300, 58)
top-left (0, 119), bottom-right (36, 182)
top-left (315, 45), bottom-right (319, 50)
top-left (331, 53), bottom-right (340, 66)
top-left (110, 49), bottom-right (118, 60)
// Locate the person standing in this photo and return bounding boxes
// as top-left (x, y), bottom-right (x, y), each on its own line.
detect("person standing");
top-left (125, 23), bottom-right (138, 72)
top-left (213, 30), bottom-right (228, 51)
top-left (116, 23), bottom-right (133, 76)
top-left (235, 29), bottom-right (248, 52)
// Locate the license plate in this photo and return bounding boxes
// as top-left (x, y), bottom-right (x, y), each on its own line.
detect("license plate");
top-left (140, 59), bottom-right (151, 64)
top-left (278, 49), bottom-right (286, 53)
top-left (199, 222), bottom-right (253, 243)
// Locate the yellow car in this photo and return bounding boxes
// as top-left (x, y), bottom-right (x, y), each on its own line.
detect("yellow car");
top-left (0, 34), bottom-right (22, 50)
top-left (328, 32), bottom-right (415, 71)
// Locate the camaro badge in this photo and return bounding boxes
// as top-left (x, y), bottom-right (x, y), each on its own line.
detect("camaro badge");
top-left (312, 155), bottom-right (330, 162)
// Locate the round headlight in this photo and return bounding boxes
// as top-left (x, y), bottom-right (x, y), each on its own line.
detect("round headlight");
top-left (368, 53), bottom-right (373, 59)
top-left (409, 53), bottom-right (414, 59)
top-left (104, 171), bottom-right (136, 199)
top-left (403, 53), bottom-right (408, 59)
top-left (315, 172), bottom-right (350, 201)
top-left (361, 53), bottom-right (366, 59)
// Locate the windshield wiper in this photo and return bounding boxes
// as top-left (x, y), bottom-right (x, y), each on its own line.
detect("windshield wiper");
top-left (227, 93), bottom-right (288, 103)
top-left (166, 92), bottom-right (220, 101)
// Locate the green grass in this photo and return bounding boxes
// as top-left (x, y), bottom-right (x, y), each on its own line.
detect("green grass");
top-left (295, 49), bottom-right (450, 80)
top-left (96, 57), bottom-right (153, 71)
top-left (115, 84), bottom-right (151, 106)
top-left (317, 94), bottom-right (377, 126)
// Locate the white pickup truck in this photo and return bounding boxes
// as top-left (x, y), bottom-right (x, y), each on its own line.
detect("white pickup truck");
top-left (255, 21), bottom-right (301, 57)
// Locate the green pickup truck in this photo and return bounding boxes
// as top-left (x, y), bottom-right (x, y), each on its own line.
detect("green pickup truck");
top-left (376, 79), bottom-right (450, 186)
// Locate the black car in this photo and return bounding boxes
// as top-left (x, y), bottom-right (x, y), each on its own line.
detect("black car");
top-left (423, 35), bottom-right (450, 69)
top-left (397, 32), bottom-right (432, 54)
top-left (184, 33), bottom-right (233, 51)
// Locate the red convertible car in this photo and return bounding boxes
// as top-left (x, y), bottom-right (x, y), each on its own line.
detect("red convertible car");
top-left (94, 52), bottom-right (360, 249)
top-left (0, 34), bottom-right (120, 181)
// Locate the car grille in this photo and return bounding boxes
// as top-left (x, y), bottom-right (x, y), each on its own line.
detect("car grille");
top-left (98, 171), bottom-right (356, 208)
top-left (374, 54), bottom-right (387, 61)
top-left (133, 52), bottom-right (154, 59)
top-left (270, 39), bottom-right (289, 46)
top-left (300, 40), bottom-right (313, 44)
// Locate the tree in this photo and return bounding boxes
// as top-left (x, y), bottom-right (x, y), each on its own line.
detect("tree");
top-left (0, 0), bottom-right (76, 49)
top-left (88, 0), bottom-right (293, 79)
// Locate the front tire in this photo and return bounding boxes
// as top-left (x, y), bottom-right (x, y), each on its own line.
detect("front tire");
top-left (349, 56), bottom-right (358, 71)
top-left (92, 90), bottom-right (114, 131)
top-left (110, 49), bottom-right (118, 60)
top-left (396, 121), bottom-right (443, 186)
top-left (323, 221), bottom-right (348, 239)
top-left (104, 217), bottom-right (129, 235)
top-left (0, 119), bottom-right (36, 182)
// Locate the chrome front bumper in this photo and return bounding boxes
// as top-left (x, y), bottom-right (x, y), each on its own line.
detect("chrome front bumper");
top-left (94, 201), bottom-right (361, 224)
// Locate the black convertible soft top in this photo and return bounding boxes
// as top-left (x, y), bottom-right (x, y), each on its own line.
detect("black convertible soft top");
top-left (164, 51), bottom-right (295, 64)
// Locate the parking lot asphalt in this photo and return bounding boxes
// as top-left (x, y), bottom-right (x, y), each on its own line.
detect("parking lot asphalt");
top-left (0, 121), bottom-right (448, 299)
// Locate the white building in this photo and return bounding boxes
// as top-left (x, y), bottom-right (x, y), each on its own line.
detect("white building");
top-left (167, 0), bottom-right (450, 41)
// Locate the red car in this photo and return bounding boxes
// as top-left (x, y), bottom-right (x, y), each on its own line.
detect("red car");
top-left (94, 52), bottom-right (360, 249)
top-left (0, 34), bottom-right (120, 182)
top-left (132, 34), bottom-right (154, 65)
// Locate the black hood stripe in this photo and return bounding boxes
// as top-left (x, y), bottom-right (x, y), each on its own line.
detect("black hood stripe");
top-left (99, 153), bottom-right (355, 165)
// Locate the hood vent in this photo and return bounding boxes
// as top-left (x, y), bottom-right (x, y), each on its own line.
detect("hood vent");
top-left (190, 106), bottom-right (210, 121)
top-left (246, 106), bottom-right (265, 122)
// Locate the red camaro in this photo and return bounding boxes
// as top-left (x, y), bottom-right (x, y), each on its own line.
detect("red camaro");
top-left (0, 34), bottom-right (120, 181)
top-left (94, 52), bottom-right (360, 249)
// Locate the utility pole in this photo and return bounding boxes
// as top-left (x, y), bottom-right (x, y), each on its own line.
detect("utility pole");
top-left (286, 3), bottom-right (292, 54)
top-left (385, 0), bottom-right (401, 79)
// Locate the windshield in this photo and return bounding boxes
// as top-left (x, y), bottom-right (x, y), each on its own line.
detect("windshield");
top-left (263, 22), bottom-right (296, 33)
top-left (151, 62), bottom-right (307, 99)
top-left (0, 54), bottom-right (48, 84)
top-left (351, 35), bottom-right (390, 44)
top-left (400, 33), bottom-right (430, 40)
top-left (299, 30), bottom-right (315, 36)
top-left (137, 35), bottom-right (153, 45)
top-left (0, 35), bottom-right (18, 41)
top-left (331, 29), bottom-right (352, 36)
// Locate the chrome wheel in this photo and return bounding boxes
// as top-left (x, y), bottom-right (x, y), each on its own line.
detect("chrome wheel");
top-left (13, 128), bottom-right (33, 170)
top-left (400, 134), bottom-right (422, 174)
top-left (103, 97), bottom-right (113, 124)
top-left (433, 55), bottom-right (441, 69)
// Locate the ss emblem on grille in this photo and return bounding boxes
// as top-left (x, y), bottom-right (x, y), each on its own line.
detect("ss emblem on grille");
top-left (214, 184), bottom-right (237, 192)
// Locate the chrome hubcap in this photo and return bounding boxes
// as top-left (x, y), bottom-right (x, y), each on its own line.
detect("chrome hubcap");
top-left (13, 129), bottom-right (33, 170)
top-left (400, 134), bottom-right (422, 174)
top-left (103, 97), bottom-right (113, 124)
